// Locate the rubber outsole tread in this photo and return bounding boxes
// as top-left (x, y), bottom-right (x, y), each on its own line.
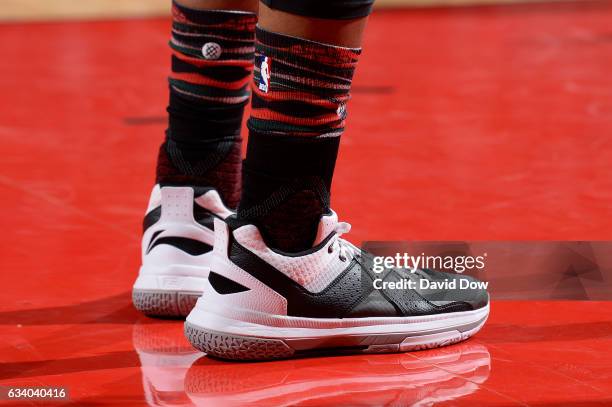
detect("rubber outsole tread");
top-left (184, 322), bottom-right (294, 360)
top-left (132, 289), bottom-right (200, 318)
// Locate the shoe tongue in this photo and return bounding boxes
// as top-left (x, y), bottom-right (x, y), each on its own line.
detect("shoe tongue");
top-left (313, 210), bottom-right (338, 246)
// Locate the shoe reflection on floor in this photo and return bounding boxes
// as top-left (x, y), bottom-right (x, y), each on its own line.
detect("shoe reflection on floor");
top-left (184, 342), bottom-right (490, 406)
top-left (133, 320), bottom-right (490, 407)
top-left (133, 321), bottom-right (201, 406)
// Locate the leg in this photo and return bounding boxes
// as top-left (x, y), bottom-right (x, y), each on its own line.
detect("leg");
top-left (258, 3), bottom-right (368, 47)
top-left (177, 0), bottom-right (257, 11)
top-left (238, 1), bottom-right (370, 252)
top-left (133, 0), bottom-right (257, 317)
top-left (158, 0), bottom-right (258, 209)
top-left (185, 0), bottom-right (489, 360)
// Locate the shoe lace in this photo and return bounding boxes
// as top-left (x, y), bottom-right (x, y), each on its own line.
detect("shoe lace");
top-left (328, 221), bottom-right (358, 262)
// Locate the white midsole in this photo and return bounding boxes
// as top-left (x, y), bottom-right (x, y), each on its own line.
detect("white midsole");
top-left (186, 302), bottom-right (489, 339)
top-left (133, 265), bottom-right (210, 292)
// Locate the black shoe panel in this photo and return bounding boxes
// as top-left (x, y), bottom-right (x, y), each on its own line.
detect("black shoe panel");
top-left (229, 231), bottom-right (489, 319)
top-left (345, 289), bottom-right (401, 318)
top-left (229, 238), bottom-right (367, 318)
top-left (209, 271), bottom-right (250, 294)
top-left (193, 203), bottom-right (215, 229)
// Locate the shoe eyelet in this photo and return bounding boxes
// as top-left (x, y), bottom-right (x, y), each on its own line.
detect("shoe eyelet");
top-left (328, 245), bottom-right (334, 254)
top-left (339, 255), bottom-right (347, 262)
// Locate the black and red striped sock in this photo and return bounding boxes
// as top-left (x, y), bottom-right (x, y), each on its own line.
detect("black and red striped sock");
top-left (238, 28), bottom-right (361, 251)
top-left (156, 2), bottom-right (256, 209)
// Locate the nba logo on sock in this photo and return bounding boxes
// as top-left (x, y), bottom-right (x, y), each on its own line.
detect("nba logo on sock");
top-left (258, 56), bottom-right (271, 93)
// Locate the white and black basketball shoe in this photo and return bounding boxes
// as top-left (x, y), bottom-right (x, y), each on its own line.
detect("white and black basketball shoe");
top-left (132, 185), bottom-right (233, 317)
top-left (184, 211), bottom-right (489, 360)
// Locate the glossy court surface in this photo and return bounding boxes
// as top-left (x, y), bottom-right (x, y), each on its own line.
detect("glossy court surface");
top-left (1, 1), bottom-right (612, 405)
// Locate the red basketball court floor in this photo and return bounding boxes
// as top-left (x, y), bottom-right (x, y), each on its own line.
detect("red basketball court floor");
top-left (1, 1), bottom-right (612, 405)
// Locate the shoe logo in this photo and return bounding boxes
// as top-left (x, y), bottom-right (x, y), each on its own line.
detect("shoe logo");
top-left (258, 55), bottom-right (271, 93)
top-left (208, 271), bottom-right (250, 294)
top-left (142, 206), bottom-right (161, 233)
top-left (202, 42), bottom-right (222, 60)
top-left (160, 276), bottom-right (181, 289)
top-left (337, 103), bottom-right (347, 120)
top-left (146, 230), bottom-right (212, 256)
